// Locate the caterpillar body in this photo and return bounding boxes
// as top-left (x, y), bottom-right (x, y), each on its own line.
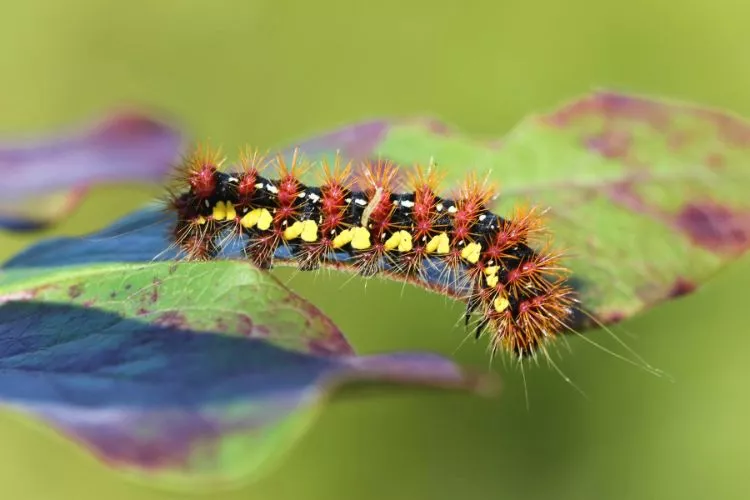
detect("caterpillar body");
top-left (166, 146), bottom-right (576, 358)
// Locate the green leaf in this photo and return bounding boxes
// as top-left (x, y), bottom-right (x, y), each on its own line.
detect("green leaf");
top-left (371, 91), bottom-right (750, 322)
top-left (0, 261), bottom-right (488, 489)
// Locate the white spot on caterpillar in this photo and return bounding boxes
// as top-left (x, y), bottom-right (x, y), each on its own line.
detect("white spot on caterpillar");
top-left (478, 214), bottom-right (487, 221)
top-left (266, 183), bottom-right (279, 194)
top-left (448, 205), bottom-right (457, 214)
top-left (401, 200), bottom-right (415, 208)
top-left (228, 177), bottom-right (239, 183)
top-left (204, 200), bottom-right (210, 208)
top-left (436, 203), bottom-right (444, 211)
top-left (308, 193), bottom-right (321, 203)
top-left (298, 191), bottom-right (306, 198)
top-left (254, 182), bottom-right (264, 189)
top-left (355, 198), bottom-right (368, 206)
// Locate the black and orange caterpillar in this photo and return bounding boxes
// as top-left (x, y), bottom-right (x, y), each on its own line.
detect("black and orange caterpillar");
top-left (166, 145), bottom-right (576, 358)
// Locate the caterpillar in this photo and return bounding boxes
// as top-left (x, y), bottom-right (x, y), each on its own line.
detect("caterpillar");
top-left (165, 145), bottom-right (577, 359)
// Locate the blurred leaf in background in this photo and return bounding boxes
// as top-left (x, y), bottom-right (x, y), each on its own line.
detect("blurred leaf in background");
top-left (0, 110), bottom-right (183, 231)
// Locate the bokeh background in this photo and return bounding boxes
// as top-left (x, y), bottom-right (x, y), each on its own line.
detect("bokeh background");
top-left (1, 1), bottom-right (749, 499)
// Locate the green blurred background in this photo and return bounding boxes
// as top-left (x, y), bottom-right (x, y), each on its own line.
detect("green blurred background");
top-left (1, 1), bottom-right (749, 499)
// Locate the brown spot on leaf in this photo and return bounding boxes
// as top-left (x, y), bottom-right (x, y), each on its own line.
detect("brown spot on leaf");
top-left (308, 336), bottom-right (354, 357)
top-left (153, 311), bottom-right (188, 329)
top-left (136, 308), bottom-right (150, 316)
top-left (253, 325), bottom-right (272, 338)
top-left (705, 152), bottom-right (726, 170)
top-left (215, 317), bottom-right (228, 332)
top-left (668, 277), bottom-right (697, 298)
top-left (667, 129), bottom-right (695, 151)
top-left (604, 180), bottom-right (653, 214)
top-left (150, 278), bottom-right (161, 303)
top-left (236, 315), bottom-right (256, 336)
top-left (706, 111), bottom-right (750, 147)
top-left (585, 129), bottom-right (633, 159)
top-left (673, 202), bottom-right (750, 255)
top-left (68, 284), bottom-right (84, 299)
top-left (605, 184), bottom-right (750, 258)
top-left (422, 118), bottom-right (453, 136)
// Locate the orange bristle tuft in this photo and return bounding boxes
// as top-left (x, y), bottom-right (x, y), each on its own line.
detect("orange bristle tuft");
top-left (357, 158), bottom-right (400, 194)
top-left (457, 171), bottom-right (497, 208)
top-left (276, 148), bottom-right (309, 184)
top-left (407, 160), bottom-right (445, 197)
top-left (321, 153), bottom-right (354, 188)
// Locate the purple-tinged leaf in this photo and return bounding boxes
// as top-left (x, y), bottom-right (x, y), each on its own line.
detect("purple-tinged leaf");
top-left (0, 261), bottom-right (491, 487)
top-left (0, 110), bottom-right (184, 231)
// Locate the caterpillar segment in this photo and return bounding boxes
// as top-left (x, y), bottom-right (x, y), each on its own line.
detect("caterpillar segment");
top-left (168, 146), bottom-right (576, 358)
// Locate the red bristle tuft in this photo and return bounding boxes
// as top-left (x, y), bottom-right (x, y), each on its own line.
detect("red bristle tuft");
top-left (358, 159), bottom-right (399, 230)
top-left (451, 171), bottom-right (497, 245)
top-left (320, 155), bottom-right (353, 230)
top-left (182, 143), bottom-right (224, 199)
top-left (272, 149), bottom-right (308, 225)
top-left (321, 154), bottom-right (353, 202)
top-left (237, 147), bottom-right (268, 201)
top-left (409, 162), bottom-right (445, 241)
